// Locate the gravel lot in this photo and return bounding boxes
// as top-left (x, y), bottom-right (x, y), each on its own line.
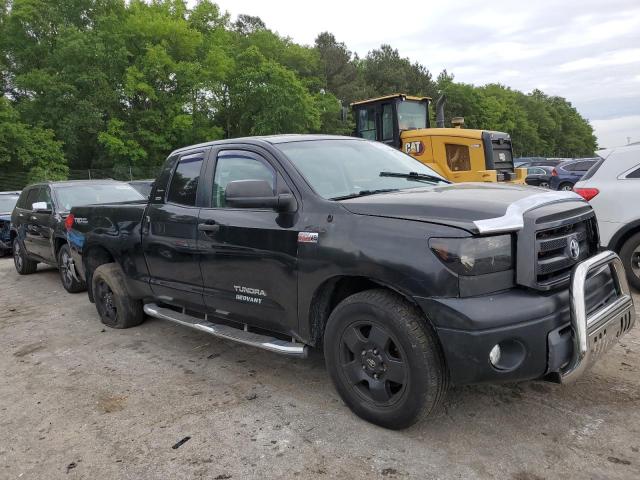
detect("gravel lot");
top-left (1, 257), bottom-right (639, 480)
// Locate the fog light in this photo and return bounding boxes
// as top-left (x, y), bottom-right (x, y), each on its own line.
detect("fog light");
top-left (489, 344), bottom-right (502, 366)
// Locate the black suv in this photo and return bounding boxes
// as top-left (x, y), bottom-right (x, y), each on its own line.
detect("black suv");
top-left (11, 180), bottom-right (143, 291)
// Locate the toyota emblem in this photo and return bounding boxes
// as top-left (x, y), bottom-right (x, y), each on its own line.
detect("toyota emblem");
top-left (569, 238), bottom-right (580, 260)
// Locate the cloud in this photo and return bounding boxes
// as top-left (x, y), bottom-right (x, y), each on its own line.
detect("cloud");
top-left (212, 0), bottom-right (640, 148)
top-left (591, 115), bottom-right (640, 148)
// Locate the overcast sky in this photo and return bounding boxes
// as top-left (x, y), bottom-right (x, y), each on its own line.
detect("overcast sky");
top-left (213, 0), bottom-right (640, 149)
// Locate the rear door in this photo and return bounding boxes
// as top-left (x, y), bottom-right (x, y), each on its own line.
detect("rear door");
top-left (142, 149), bottom-right (209, 310)
top-left (197, 146), bottom-right (299, 334)
top-left (28, 186), bottom-right (56, 262)
top-left (21, 187), bottom-right (44, 258)
top-left (12, 187), bottom-right (33, 250)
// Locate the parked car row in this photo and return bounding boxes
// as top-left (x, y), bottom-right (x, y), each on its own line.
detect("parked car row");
top-left (4, 137), bottom-right (638, 429)
top-left (524, 158), bottom-right (599, 190)
top-left (0, 191), bottom-right (21, 256)
top-left (9, 180), bottom-right (144, 291)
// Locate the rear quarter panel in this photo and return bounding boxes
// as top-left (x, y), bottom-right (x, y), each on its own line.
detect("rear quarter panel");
top-left (69, 202), bottom-right (151, 298)
top-left (576, 159), bottom-right (640, 247)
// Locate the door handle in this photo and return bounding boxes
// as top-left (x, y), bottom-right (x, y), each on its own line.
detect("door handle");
top-left (198, 222), bottom-right (220, 233)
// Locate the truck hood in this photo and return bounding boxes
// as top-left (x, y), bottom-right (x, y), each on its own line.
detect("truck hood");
top-left (340, 183), bottom-right (585, 233)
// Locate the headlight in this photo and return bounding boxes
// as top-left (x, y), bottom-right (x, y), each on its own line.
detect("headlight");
top-left (429, 235), bottom-right (513, 276)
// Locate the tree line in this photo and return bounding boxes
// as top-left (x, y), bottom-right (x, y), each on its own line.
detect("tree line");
top-left (0, 0), bottom-right (598, 184)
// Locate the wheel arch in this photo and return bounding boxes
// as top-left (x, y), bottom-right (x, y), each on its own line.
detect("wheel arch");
top-left (608, 220), bottom-right (640, 253)
top-left (82, 244), bottom-right (117, 302)
top-left (53, 236), bottom-right (67, 258)
top-left (307, 275), bottom-right (439, 348)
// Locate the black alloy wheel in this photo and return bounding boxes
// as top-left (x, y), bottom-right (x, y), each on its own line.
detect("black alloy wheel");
top-left (338, 320), bottom-right (408, 406)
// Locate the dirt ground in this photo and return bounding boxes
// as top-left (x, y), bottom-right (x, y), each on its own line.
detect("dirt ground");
top-left (1, 258), bottom-right (639, 480)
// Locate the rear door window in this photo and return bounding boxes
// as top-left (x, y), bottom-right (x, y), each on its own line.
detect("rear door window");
top-left (167, 154), bottom-right (204, 207)
top-left (16, 189), bottom-right (32, 209)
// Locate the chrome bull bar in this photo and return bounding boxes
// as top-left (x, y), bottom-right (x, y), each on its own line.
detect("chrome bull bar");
top-left (560, 250), bottom-right (636, 383)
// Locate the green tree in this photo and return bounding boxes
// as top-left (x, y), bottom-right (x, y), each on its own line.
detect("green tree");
top-left (0, 97), bottom-right (67, 188)
top-left (363, 44), bottom-right (436, 98)
top-left (224, 46), bottom-right (320, 136)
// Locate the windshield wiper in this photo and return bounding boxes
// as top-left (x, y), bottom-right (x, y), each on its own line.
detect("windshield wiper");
top-left (379, 171), bottom-right (449, 184)
top-left (330, 188), bottom-right (399, 201)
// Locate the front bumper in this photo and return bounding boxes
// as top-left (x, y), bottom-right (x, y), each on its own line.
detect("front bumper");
top-left (559, 250), bottom-right (635, 382)
top-left (416, 251), bottom-right (635, 386)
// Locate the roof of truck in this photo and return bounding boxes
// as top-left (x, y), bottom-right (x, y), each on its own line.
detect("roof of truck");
top-left (22, 179), bottom-right (128, 189)
top-left (169, 134), bottom-right (362, 156)
top-left (350, 94), bottom-right (431, 106)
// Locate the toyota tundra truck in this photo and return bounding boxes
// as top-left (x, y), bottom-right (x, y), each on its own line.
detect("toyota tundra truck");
top-left (66, 135), bottom-right (636, 429)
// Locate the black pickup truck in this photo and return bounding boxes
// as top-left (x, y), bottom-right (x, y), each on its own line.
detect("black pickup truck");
top-left (67, 135), bottom-right (636, 429)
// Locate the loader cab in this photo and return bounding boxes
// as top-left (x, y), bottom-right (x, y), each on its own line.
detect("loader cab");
top-left (351, 93), bottom-right (525, 183)
top-left (352, 94), bottom-right (430, 149)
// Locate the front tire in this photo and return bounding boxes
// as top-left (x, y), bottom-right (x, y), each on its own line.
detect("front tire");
top-left (58, 244), bottom-right (86, 293)
top-left (13, 238), bottom-right (38, 275)
top-left (92, 263), bottom-right (144, 329)
top-left (324, 289), bottom-right (447, 429)
top-left (620, 232), bottom-right (640, 290)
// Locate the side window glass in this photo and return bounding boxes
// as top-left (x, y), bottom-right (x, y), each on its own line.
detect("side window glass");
top-left (35, 187), bottom-right (53, 210)
top-left (381, 104), bottom-right (394, 141)
top-left (17, 189), bottom-right (31, 209)
top-left (212, 153), bottom-right (275, 208)
top-left (357, 107), bottom-right (377, 140)
top-left (627, 166), bottom-right (640, 179)
top-left (574, 162), bottom-right (588, 171)
top-left (26, 188), bottom-right (40, 210)
top-left (445, 144), bottom-right (471, 171)
top-left (167, 155), bottom-right (203, 206)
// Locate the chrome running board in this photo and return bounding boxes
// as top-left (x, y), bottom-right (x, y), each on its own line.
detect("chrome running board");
top-left (143, 303), bottom-right (308, 358)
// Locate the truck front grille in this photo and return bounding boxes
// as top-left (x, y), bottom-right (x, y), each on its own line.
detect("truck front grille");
top-left (535, 214), bottom-right (597, 288)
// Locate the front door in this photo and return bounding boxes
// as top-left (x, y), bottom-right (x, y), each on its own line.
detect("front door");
top-left (197, 147), bottom-right (299, 335)
top-left (142, 149), bottom-right (208, 310)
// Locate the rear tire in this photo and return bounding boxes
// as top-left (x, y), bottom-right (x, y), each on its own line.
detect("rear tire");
top-left (539, 181), bottom-right (550, 188)
top-left (324, 289), bottom-right (447, 429)
top-left (58, 243), bottom-right (86, 293)
top-left (620, 232), bottom-right (640, 291)
top-left (92, 263), bottom-right (144, 329)
top-left (13, 238), bottom-right (38, 275)
top-left (559, 182), bottom-right (573, 191)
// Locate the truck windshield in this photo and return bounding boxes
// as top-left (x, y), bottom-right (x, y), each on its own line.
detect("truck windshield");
top-left (55, 183), bottom-right (144, 211)
top-left (277, 139), bottom-right (447, 200)
top-left (0, 195), bottom-right (19, 213)
top-left (397, 101), bottom-right (427, 130)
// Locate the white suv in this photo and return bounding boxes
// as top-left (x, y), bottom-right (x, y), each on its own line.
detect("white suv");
top-left (574, 143), bottom-right (640, 290)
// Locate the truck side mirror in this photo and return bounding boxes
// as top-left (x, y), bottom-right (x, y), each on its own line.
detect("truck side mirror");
top-left (225, 180), bottom-right (296, 213)
top-left (32, 201), bottom-right (51, 213)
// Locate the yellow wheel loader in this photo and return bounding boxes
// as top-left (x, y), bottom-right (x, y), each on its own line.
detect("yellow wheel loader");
top-left (351, 94), bottom-right (526, 183)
